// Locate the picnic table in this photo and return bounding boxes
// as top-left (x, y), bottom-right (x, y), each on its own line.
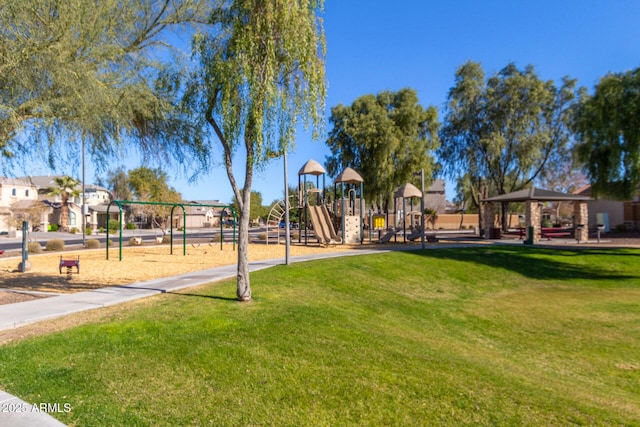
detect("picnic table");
top-left (541, 227), bottom-right (572, 239)
top-left (516, 227), bottom-right (573, 240)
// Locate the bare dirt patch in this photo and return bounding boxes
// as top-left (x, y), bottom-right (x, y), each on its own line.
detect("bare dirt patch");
top-left (0, 291), bottom-right (48, 305)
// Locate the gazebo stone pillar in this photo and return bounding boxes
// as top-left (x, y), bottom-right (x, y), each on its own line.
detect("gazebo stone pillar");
top-left (482, 202), bottom-right (496, 239)
top-left (574, 201), bottom-right (589, 243)
top-left (525, 200), bottom-right (541, 243)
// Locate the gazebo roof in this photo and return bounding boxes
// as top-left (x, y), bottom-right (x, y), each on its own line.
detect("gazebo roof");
top-left (298, 159), bottom-right (326, 176)
top-left (394, 183), bottom-right (422, 199)
top-left (334, 167), bottom-right (363, 184)
top-left (483, 187), bottom-right (591, 203)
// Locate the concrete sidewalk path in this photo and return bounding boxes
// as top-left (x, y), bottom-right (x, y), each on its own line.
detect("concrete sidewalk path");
top-left (0, 249), bottom-right (384, 331)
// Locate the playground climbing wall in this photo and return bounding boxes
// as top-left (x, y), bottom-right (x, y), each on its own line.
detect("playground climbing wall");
top-left (343, 215), bottom-right (361, 244)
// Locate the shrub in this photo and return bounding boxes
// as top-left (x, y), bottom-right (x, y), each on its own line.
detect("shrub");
top-left (108, 219), bottom-right (119, 231)
top-left (48, 224), bottom-right (59, 232)
top-left (27, 242), bottom-right (42, 254)
top-left (126, 222), bottom-right (137, 230)
top-left (258, 232), bottom-right (267, 241)
top-left (161, 235), bottom-right (171, 244)
top-left (99, 227), bottom-right (105, 234)
top-left (212, 233), bottom-right (223, 243)
top-left (85, 227), bottom-right (92, 236)
top-left (45, 239), bottom-right (65, 251)
top-left (70, 227), bottom-right (78, 234)
top-left (85, 239), bottom-right (101, 249)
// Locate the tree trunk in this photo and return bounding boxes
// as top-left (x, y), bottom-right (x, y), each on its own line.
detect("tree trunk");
top-left (236, 185), bottom-right (252, 301)
top-left (234, 127), bottom-right (256, 301)
top-left (60, 197), bottom-right (69, 230)
top-left (205, 110), bottom-right (253, 302)
top-left (458, 200), bottom-right (466, 229)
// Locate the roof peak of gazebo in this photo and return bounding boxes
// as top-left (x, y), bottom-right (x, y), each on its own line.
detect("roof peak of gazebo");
top-left (483, 187), bottom-right (591, 203)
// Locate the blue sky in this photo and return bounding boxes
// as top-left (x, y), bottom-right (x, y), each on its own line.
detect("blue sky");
top-left (34, 0), bottom-right (640, 205)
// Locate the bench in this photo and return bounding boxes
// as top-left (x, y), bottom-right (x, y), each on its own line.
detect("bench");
top-left (59, 256), bottom-right (80, 279)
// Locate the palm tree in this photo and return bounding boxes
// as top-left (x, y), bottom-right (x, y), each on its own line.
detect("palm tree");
top-left (47, 176), bottom-right (81, 230)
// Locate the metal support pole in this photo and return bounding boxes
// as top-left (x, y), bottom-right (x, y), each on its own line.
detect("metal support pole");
top-left (284, 151), bottom-right (290, 265)
top-left (21, 221), bottom-right (28, 272)
top-left (420, 169), bottom-right (425, 250)
top-left (82, 137), bottom-right (86, 246)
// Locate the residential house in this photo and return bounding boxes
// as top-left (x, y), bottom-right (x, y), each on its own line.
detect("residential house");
top-left (183, 200), bottom-right (228, 228)
top-left (425, 179), bottom-right (447, 214)
top-left (0, 177), bottom-right (41, 233)
top-left (25, 176), bottom-right (84, 231)
top-left (80, 184), bottom-right (115, 230)
top-left (13, 176), bottom-right (115, 232)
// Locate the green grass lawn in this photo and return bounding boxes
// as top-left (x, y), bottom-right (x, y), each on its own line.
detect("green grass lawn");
top-left (1, 246), bottom-right (639, 426)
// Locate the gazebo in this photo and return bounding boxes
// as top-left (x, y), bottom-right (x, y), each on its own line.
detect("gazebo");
top-left (482, 187), bottom-right (592, 243)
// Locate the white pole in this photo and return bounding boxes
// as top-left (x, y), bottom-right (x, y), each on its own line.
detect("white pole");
top-left (421, 169), bottom-right (425, 250)
top-left (82, 137), bottom-right (86, 246)
top-left (284, 151), bottom-right (290, 265)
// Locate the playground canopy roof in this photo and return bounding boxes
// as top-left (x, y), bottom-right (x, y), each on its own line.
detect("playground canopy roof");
top-left (482, 187), bottom-right (591, 203)
top-left (395, 183), bottom-right (422, 199)
top-left (298, 159), bottom-right (326, 176)
top-left (334, 167), bottom-right (363, 184)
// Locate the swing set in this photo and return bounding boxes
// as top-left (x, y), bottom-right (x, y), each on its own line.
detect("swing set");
top-left (105, 200), bottom-right (236, 261)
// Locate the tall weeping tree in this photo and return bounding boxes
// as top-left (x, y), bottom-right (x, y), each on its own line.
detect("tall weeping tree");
top-left (0, 0), bottom-right (211, 174)
top-left (187, 0), bottom-right (326, 301)
top-left (439, 61), bottom-right (579, 230)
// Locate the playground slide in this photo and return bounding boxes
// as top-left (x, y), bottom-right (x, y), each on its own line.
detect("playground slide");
top-left (308, 205), bottom-right (341, 244)
top-left (407, 227), bottom-right (424, 241)
top-left (378, 228), bottom-right (396, 243)
top-left (319, 205), bottom-right (342, 243)
top-left (308, 205), bottom-right (329, 244)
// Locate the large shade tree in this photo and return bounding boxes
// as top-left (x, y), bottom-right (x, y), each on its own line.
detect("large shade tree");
top-left (439, 61), bottom-right (579, 230)
top-left (98, 167), bottom-right (133, 202)
top-left (128, 167), bottom-right (182, 229)
top-left (325, 88), bottom-right (439, 211)
top-left (0, 0), bottom-right (211, 173)
top-left (574, 68), bottom-right (640, 199)
top-left (187, 0), bottom-right (326, 301)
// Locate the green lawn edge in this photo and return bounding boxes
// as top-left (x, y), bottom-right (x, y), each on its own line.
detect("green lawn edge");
top-left (0, 246), bottom-right (639, 426)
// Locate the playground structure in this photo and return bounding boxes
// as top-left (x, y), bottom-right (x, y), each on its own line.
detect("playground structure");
top-left (296, 160), bottom-right (365, 246)
top-left (333, 167), bottom-right (365, 244)
top-left (370, 182), bottom-right (427, 244)
top-left (267, 159), bottom-right (430, 247)
top-left (261, 160), bottom-right (366, 247)
top-left (265, 196), bottom-right (294, 245)
top-left (393, 183), bottom-right (424, 243)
